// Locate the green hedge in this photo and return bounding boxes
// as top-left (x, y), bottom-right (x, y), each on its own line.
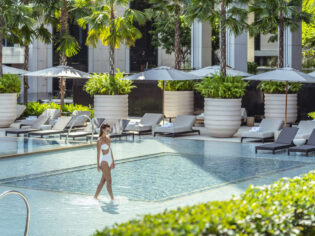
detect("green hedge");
top-left (157, 80), bottom-right (195, 91)
top-left (258, 81), bottom-right (302, 94)
top-left (0, 74), bottom-right (21, 94)
top-left (23, 102), bottom-right (94, 117)
top-left (95, 171), bottom-right (315, 235)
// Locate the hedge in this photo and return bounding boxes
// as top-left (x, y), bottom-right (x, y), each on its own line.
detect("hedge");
top-left (95, 171), bottom-right (315, 235)
top-left (23, 102), bottom-right (94, 118)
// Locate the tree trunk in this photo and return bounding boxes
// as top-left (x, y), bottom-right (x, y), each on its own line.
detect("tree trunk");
top-left (109, 4), bottom-right (115, 76)
top-left (0, 19), bottom-right (3, 77)
top-left (220, 0), bottom-right (227, 76)
top-left (24, 44), bottom-right (29, 104)
top-left (174, 13), bottom-right (181, 70)
top-left (279, 10), bottom-right (284, 68)
top-left (59, 1), bottom-right (69, 112)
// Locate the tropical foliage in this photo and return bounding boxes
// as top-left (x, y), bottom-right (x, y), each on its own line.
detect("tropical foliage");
top-left (302, 0), bottom-right (315, 68)
top-left (187, 0), bottom-right (249, 76)
top-left (247, 62), bottom-right (258, 75)
top-left (0, 74), bottom-right (21, 94)
top-left (308, 111), bottom-right (315, 119)
top-left (77, 0), bottom-right (146, 76)
top-left (95, 171), bottom-right (315, 235)
top-left (84, 70), bottom-right (136, 96)
top-left (249, 0), bottom-right (311, 68)
top-left (158, 80), bottom-right (195, 91)
top-left (258, 81), bottom-right (302, 94)
top-left (147, 0), bottom-right (188, 69)
top-left (23, 101), bottom-right (93, 117)
top-left (195, 73), bottom-right (248, 99)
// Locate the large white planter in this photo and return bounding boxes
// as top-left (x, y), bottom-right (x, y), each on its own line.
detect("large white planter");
top-left (264, 94), bottom-right (297, 123)
top-left (164, 91), bottom-right (194, 117)
top-left (94, 95), bottom-right (128, 120)
top-left (204, 98), bottom-right (242, 138)
top-left (0, 93), bottom-right (17, 128)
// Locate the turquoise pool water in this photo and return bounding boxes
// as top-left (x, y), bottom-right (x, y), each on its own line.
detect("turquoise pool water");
top-left (1, 152), bottom-right (307, 201)
top-left (0, 136), bottom-right (83, 157)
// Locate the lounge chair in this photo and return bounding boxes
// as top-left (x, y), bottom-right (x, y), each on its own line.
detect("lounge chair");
top-left (124, 113), bottom-right (163, 135)
top-left (19, 109), bottom-right (60, 128)
top-left (16, 105), bottom-right (26, 120)
top-left (241, 118), bottom-right (283, 143)
top-left (5, 115), bottom-right (49, 137)
top-left (154, 115), bottom-right (200, 137)
top-left (86, 119), bottom-right (134, 141)
top-left (288, 129), bottom-right (315, 156)
top-left (27, 116), bottom-right (72, 138)
top-left (67, 110), bottom-right (91, 128)
top-left (255, 127), bottom-right (299, 154)
top-left (295, 120), bottom-right (315, 139)
top-left (60, 118), bottom-right (104, 140)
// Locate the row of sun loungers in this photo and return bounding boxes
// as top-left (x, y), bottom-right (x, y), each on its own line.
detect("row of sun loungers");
top-left (255, 126), bottom-right (315, 156)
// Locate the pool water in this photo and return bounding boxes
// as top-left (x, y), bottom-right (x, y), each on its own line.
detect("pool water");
top-left (0, 152), bottom-right (306, 201)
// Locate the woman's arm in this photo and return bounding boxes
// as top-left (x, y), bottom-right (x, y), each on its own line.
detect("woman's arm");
top-left (109, 139), bottom-right (115, 169)
top-left (97, 140), bottom-right (101, 171)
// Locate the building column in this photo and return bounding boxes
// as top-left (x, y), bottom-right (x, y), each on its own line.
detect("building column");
top-left (283, 25), bottom-right (302, 70)
top-left (191, 20), bottom-right (212, 69)
top-left (226, 30), bottom-right (248, 72)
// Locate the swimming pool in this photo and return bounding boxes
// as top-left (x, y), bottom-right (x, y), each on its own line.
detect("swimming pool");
top-left (0, 136), bottom-right (85, 157)
top-left (0, 152), bottom-right (308, 201)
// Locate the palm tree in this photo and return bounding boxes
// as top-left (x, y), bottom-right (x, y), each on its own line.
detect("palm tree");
top-left (187, 0), bottom-right (249, 76)
top-left (0, 0), bottom-right (28, 76)
top-left (148, 0), bottom-right (186, 69)
top-left (249, 0), bottom-right (311, 68)
top-left (78, 0), bottom-right (146, 76)
top-left (11, 1), bottom-right (51, 103)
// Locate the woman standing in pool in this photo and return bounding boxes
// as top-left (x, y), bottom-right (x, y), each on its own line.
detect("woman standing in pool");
top-left (94, 123), bottom-right (115, 200)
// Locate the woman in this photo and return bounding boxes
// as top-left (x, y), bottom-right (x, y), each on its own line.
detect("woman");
top-left (94, 123), bottom-right (115, 200)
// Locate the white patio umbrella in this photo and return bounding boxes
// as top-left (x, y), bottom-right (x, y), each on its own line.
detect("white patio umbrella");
top-left (24, 65), bottom-right (90, 112)
top-left (123, 66), bottom-right (202, 116)
top-left (245, 67), bottom-right (315, 126)
top-left (308, 71), bottom-right (315, 77)
top-left (189, 65), bottom-right (252, 77)
top-left (3, 65), bottom-right (28, 75)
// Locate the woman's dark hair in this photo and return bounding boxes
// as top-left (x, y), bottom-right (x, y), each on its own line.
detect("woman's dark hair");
top-left (99, 123), bottom-right (111, 137)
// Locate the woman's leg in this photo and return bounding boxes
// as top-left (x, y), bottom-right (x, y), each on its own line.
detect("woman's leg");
top-left (94, 162), bottom-right (107, 199)
top-left (104, 163), bottom-right (114, 200)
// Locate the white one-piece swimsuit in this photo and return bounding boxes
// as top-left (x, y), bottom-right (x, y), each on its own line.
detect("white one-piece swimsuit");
top-left (101, 143), bottom-right (112, 167)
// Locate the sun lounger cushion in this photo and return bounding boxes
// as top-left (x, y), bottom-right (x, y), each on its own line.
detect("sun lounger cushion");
top-left (67, 110), bottom-right (91, 127)
top-left (155, 115), bottom-right (196, 134)
top-left (295, 120), bottom-right (315, 139)
top-left (125, 113), bottom-right (163, 132)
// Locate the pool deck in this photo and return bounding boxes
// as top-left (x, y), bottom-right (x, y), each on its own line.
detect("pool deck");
top-left (0, 125), bottom-right (315, 235)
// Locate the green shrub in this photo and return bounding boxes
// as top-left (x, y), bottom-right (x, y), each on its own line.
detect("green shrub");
top-left (157, 80), bottom-right (195, 91)
top-left (95, 171), bottom-right (315, 235)
top-left (23, 102), bottom-right (94, 117)
top-left (84, 69), bottom-right (136, 96)
top-left (247, 61), bottom-right (258, 75)
top-left (195, 73), bottom-right (248, 99)
top-left (258, 81), bottom-right (302, 94)
top-left (0, 74), bottom-right (21, 93)
top-left (308, 111), bottom-right (315, 120)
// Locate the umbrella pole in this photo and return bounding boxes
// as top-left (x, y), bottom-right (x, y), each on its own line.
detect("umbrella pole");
top-left (284, 81), bottom-right (288, 127)
top-left (162, 81), bottom-right (165, 124)
top-left (60, 77), bottom-right (64, 115)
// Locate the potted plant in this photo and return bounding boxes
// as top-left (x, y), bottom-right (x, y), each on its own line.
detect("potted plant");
top-left (158, 80), bottom-right (195, 118)
top-left (195, 73), bottom-right (248, 138)
top-left (84, 69), bottom-right (135, 119)
top-left (258, 81), bottom-right (302, 123)
top-left (0, 74), bottom-right (21, 127)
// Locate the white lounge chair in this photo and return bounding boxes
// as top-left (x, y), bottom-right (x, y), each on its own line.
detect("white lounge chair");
top-left (18, 109), bottom-right (60, 128)
top-left (5, 115), bottom-right (50, 137)
top-left (295, 120), bottom-right (315, 139)
top-left (241, 118), bottom-right (283, 143)
top-left (67, 110), bottom-right (91, 128)
top-left (28, 116), bottom-right (72, 138)
top-left (124, 113), bottom-right (163, 135)
top-left (154, 115), bottom-right (200, 137)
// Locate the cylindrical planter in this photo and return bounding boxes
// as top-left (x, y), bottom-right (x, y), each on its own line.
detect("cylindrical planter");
top-left (164, 91), bottom-right (194, 118)
top-left (0, 93), bottom-right (17, 128)
top-left (264, 94), bottom-right (297, 124)
top-left (204, 98), bottom-right (242, 138)
top-left (94, 95), bottom-right (128, 120)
